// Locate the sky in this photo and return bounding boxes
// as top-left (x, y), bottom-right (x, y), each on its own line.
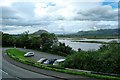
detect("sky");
top-left (0, 0), bottom-right (119, 34)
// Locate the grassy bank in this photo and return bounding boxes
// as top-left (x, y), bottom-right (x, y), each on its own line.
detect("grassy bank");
top-left (6, 48), bottom-right (120, 80)
top-left (6, 48), bottom-right (28, 60)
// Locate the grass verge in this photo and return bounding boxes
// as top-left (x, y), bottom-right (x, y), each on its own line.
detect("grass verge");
top-left (6, 48), bottom-right (120, 80)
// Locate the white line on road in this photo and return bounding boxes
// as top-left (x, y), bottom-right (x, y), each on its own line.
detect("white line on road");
top-left (0, 69), bottom-right (8, 75)
top-left (15, 77), bottom-right (22, 80)
top-left (0, 69), bottom-right (22, 80)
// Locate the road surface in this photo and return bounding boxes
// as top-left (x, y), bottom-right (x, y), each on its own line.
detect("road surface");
top-left (2, 48), bottom-right (59, 80)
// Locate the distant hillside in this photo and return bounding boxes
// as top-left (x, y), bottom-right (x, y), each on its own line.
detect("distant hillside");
top-left (76, 29), bottom-right (119, 36)
top-left (33, 30), bottom-right (48, 35)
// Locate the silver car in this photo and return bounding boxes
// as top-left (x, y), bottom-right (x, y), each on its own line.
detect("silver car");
top-left (24, 52), bottom-right (34, 57)
top-left (53, 59), bottom-right (65, 65)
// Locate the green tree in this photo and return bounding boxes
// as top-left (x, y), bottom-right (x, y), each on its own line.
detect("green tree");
top-left (63, 42), bottom-right (120, 74)
top-left (78, 48), bottom-right (81, 52)
top-left (40, 33), bottom-right (58, 51)
top-left (29, 37), bottom-right (41, 49)
top-left (18, 31), bottom-right (30, 48)
top-left (2, 33), bottom-right (15, 47)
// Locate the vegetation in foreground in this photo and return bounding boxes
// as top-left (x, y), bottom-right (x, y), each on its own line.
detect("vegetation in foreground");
top-left (62, 42), bottom-right (120, 74)
top-left (6, 49), bottom-right (120, 80)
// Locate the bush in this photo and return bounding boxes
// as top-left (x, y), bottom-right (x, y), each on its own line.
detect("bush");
top-left (63, 42), bottom-right (120, 74)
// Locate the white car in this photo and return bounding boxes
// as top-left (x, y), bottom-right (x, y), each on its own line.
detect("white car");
top-left (24, 52), bottom-right (34, 57)
top-left (53, 59), bottom-right (65, 65)
top-left (37, 58), bottom-right (48, 63)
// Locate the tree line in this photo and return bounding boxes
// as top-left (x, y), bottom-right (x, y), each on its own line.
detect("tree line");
top-left (2, 32), bottom-right (73, 56)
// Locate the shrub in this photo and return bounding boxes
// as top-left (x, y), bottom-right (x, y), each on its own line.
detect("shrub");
top-left (63, 43), bottom-right (120, 74)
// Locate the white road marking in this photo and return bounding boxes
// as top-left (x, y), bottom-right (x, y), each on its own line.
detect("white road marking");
top-left (0, 69), bottom-right (22, 80)
top-left (15, 77), bottom-right (22, 80)
top-left (0, 69), bottom-right (8, 75)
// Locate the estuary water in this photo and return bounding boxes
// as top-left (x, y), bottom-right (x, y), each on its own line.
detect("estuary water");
top-left (59, 38), bottom-right (119, 51)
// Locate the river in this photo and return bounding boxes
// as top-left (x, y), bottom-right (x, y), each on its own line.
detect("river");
top-left (58, 38), bottom-right (119, 51)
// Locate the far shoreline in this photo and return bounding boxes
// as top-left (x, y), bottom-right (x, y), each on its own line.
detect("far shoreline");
top-left (58, 36), bottom-right (120, 39)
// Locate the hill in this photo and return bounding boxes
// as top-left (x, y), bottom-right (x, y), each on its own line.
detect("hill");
top-left (33, 30), bottom-right (48, 35)
top-left (76, 29), bottom-right (119, 36)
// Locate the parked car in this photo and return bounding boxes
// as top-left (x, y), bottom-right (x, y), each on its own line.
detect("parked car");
top-left (43, 59), bottom-right (57, 65)
top-left (53, 59), bottom-right (65, 65)
top-left (24, 52), bottom-right (34, 57)
top-left (37, 58), bottom-right (48, 63)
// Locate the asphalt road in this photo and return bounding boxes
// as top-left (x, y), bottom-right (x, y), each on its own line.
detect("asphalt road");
top-left (2, 48), bottom-right (59, 80)
top-left (2, 48), bottom-right (98, 80)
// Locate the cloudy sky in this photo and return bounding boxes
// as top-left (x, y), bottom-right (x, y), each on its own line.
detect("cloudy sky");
top-left (0, 0), bottom-right (119, 34)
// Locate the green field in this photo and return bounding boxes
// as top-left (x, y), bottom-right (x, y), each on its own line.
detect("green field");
top-left (6, 48), bottom-right (28, 61)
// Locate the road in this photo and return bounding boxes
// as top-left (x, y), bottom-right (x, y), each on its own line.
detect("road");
top-left (2, 48), bottom-right (98, 80)
top-left (2, 48), bottom-right (59, 80)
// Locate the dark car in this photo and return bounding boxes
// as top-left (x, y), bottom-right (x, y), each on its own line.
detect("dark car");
top-left (43, 59), bottom-right (57, 65)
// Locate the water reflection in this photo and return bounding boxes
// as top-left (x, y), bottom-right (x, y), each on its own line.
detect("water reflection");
top-left (59, 38), bottom-right (119, 51)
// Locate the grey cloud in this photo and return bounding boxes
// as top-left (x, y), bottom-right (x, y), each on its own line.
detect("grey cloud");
top-left (1, 1), bottom-right (118, 34)
top-left (95, 21), bottom-right (118, 29)
top-left (0, 7), bottom-right (21, 19)
top-left (1, 5), bottom-right (51, 27)
top-left (95, 24), bottom-right (118, 29)
top-left (75, 6), bottom-right (118, 21)
top-left (2, 19), bottom-right (50, 26)
top-left (2, 26), bottom-right (18, 31)
top-left (12, 2), bottom-right (35, 18)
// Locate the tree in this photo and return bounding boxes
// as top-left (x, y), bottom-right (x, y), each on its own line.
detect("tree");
top-left (63, 42), bottom-right (120, 74)
top-left (78, 48), bottom-right (81, 52)
top-left (40, 33), bottom-right (58, 51)
top-left (18, 31), bottom-right (30, 48)
top-left (2, 33), bottom-right (15, 47)
top-left (29, 37), bottom-right (41, 49)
